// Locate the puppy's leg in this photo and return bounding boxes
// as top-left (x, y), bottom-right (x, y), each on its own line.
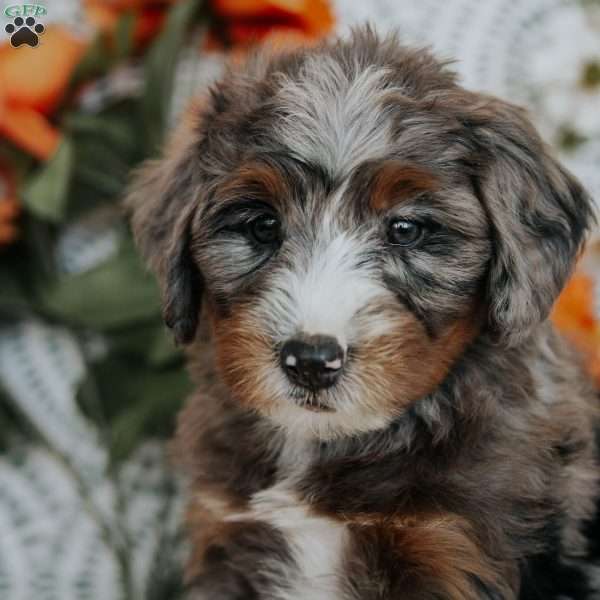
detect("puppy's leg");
top-left (344, 518), bottom-right (516, 600)
top-left (185, 520), bottom-right (294, 600)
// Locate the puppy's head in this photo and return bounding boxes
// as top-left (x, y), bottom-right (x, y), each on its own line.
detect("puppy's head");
top-left (127, 28), bottom-right (594, 439)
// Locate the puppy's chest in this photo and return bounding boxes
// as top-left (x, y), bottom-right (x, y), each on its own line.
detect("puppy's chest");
top-left (226, 440), bottom-right (350, 599)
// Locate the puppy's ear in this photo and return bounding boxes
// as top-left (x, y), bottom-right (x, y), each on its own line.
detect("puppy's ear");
top-left (125, 108), bottom-right (204, 345)
top-left (468, 98), bottom-right (595, 346)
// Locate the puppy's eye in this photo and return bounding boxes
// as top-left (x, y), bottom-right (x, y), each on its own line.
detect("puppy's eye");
top-left (387, 219), bottom-right (423, 247)
top-left (248, 214), bottom-right (281, 245)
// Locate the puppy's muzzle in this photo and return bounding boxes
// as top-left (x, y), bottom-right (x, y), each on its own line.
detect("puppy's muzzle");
top-left (280, 334), bottom-right (345, 391)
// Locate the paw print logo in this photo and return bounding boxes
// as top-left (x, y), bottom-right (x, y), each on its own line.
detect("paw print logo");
top-left (5, 16), bottom-right (45, 48)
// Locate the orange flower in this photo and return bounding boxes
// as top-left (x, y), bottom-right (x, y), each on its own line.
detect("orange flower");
top-left (0, 163), bottom-right (20, 246)
top-left (211, 0), bottom-right (334, 45)
top-left (552, 271), bottom-right (600, 383)
top-left (0, 26), bottom-right (86, 160)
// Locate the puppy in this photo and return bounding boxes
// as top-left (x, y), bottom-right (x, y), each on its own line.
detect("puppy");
top-left (127, 27), bottom-right (600, 600)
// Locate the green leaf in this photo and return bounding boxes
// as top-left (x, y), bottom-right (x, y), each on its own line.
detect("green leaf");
top-left (22, 139), bottom-right (74, 222)
top-left (105, 323), bottom-right (182, 367)
top-left (67, 112), bottom-right (139, 156)
top-left (77, 357), bottom-right (191, 463)
top-left (68, 32), bottom-right (114, 89)
top-left (38, 236), bottom-right (161, 329)
top-left (0, 217), bottom-right (59, 323)
top-left (115, 12), bottom-right (136, 60)
top-left (0, 142), bottom-right (35, 179)
top-left (108, 367), bottom-right (190, 463)
top-left (0, 262), bottom-right (32, 319)
top-left (142, 0), bottom-right (204, 150)
top-left (63, 103), bottom-right (146, 215)
top-left (148, 327), bottom-right (181, 366)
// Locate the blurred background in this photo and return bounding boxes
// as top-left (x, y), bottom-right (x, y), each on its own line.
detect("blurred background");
top-left (0, 0), bottom-right (599, 598)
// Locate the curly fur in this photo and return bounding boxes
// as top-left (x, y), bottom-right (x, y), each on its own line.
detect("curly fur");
top-left (127, 27), bottom-right (600, 599)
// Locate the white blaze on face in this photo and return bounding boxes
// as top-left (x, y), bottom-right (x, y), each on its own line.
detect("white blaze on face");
top-left (252, 206), bottom-right (398, 438)
top-left (292, 234), bottom-right (382, 348)
top-left (261, 211), bottom-right (391, 349)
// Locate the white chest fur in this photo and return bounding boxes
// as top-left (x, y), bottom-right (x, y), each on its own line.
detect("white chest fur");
top-left (226, 439), bottom-right (348, 599)
top-left (254, 485), bottom-right (347, 600)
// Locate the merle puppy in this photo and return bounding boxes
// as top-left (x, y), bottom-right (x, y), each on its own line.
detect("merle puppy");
top-left (127, 27), bottom-right (600, 600)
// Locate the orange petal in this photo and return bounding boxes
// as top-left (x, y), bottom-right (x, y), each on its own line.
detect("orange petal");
top-left (85, 3), bottom-right (120, 32)
top-left (136, 7), bottom-right (168, 45)
top-left (0, 26), bottom-right (86, 115)
top-left (213, 0), bottom-right (334, 38)
top-left (0, 198), bottom-right (20, 220)
top-left (552, 271), bottom-right (600, 382)
top-left (215, 0), bottom-right (325, 18)
top-left (0, 223), bottom-right (19, 245)
top-left (552, 272), bottom-right (596, 333)
top-left (0, 105), bottom-right (61, 160)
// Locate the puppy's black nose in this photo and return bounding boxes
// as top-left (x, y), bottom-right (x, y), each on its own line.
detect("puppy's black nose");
top-left (280, 335), bottom-right (345, 390)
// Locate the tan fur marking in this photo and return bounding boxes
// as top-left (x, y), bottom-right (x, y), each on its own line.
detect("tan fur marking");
top-left (347, 514), bottom-right (514, 599)
top-left (214, 161), bottom-right (289, 208)
top-left (342, 304), bottom-right (482, 414)
top-left (210, 307), bottom-right (277, 413)
top-left (370, 160), bottom-right (441, 212)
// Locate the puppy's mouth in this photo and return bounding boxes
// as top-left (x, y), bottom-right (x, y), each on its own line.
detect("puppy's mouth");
top-left (289, 388), bottom-right (336, 413)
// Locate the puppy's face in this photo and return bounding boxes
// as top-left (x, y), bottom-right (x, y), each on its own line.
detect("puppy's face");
top-left (128, 30), bottom-right (592, 439)
top-left (194, 157), bottom-right (488, 437)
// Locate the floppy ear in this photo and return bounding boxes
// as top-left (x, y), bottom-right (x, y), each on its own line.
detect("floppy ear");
top-left (468, 98), bottom-right (595, 346)
top-left (125, 109), bottom-right (205, 345)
